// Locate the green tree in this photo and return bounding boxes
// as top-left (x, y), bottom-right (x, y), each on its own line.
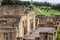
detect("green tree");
top-left (1, 0), bottom-right (19, 5)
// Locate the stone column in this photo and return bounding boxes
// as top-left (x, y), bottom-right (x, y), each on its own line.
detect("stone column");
top-left (47, 34), bottom-right (49, 40)
top-left (38, 18), bottom-right (39, 28)
top-left (55, 31), bottom-right (57, 40)
top-left (0, 32), bottom-right (4, 40)
top-left (57, 26), bottom-right (59, 32)
top-left (18, 17), bottom-right (24, 38)
top-left (53, 32), bottom-right (57, 40)
top-left (33, 14), bottom-right (36, 30)
top-left (27, 13), bottom-right (31, 36)
top-left (53, 32), bottom-right (55, 40)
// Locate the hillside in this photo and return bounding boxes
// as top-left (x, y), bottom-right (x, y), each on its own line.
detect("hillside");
top-left (34, 6), bottom-right (60, 16)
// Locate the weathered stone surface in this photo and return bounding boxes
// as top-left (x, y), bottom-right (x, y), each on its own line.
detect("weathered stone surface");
top-left (36, 15), bottom-right (60, 29)
top-left (0, 5), bottom-right (25, 16)
top-left (0, 5), bottom-right (35, 40)
top-left (0, 5), bottom-right (25, 40)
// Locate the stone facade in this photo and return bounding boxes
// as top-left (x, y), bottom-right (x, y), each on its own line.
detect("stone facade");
top-left (36, 15), bottom-right (59, 29)
top-left (0, 15), bottom-right (19, 40)
top-left (39, 32), bottom-right (55, 40)
top-left (0, 5), bottom-right (35, 40)
top-left (24, 27), bottom-right (56, 40)
top-left (36, 15), bottom-right (60, 40)
top-left (35, 15), bottom-right (60, 40)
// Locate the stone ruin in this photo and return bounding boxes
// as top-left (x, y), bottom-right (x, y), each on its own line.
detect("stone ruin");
top-left (0, 5), bottom-right (25, 40)
top-left (0, 5), bottom-right (59, 40)
top-left (33, 15), bottom-right (60, 40)
top-left (0, 5), bottom-right (35, 40)
top-left (36, 15), bottom-right (60, 30)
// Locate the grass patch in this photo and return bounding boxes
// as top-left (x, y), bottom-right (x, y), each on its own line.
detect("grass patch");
top-left (34, 6), bottom-right (60, 16)
top-left (43, 10), bottom-right (60, 15)
top-left (57, 32), bottom-right (60, 40)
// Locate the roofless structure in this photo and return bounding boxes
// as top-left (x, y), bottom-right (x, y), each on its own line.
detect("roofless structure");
top-left (0, 5), bottom-right (35, 40)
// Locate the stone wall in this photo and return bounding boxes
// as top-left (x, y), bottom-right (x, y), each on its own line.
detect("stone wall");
top-left (0, 5), bottom-right (35, 40)
top-left (36, 15), bottom-right (60, 30)
top-left (0, 15), bottom-right (20, 40)
top-left (0, 5), bottom-right (25, 16)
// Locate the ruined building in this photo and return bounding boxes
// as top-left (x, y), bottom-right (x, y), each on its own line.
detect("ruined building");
top-left (0, 5), bottom-right (59, 40)
top-left (0, 5), bottom-right (35, 40)
top-left (23, 15), bottom-right (58, 40)
top-left (35, 15), bottom-right (60, 40)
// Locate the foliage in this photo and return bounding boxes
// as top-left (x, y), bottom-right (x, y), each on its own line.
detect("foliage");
top-left (1, 0), bottom-right (15, 5)
top-left (51, 4), bottom-right (60, 11)
top-left (33, 1), bottom-right (51, 7)
top-left (57, 28), bottom-right (60, 40)
top-left (1, 0), bottom-right (60, 11)
top-left (34, 6), bottom-right (60, 16)
top-left (15, 1), bottom-right (30, 6)
top-left (57, 33), bottom-right (60, 40)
